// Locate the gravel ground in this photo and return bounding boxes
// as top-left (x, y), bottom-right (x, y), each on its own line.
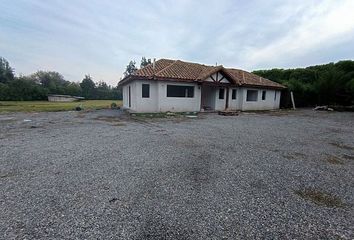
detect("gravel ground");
top-left (0, 109), bottom-right (353, 239)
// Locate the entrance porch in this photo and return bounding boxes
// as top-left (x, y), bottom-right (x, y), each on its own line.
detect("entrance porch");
top-left (200, 83), bottom-right (231, 111)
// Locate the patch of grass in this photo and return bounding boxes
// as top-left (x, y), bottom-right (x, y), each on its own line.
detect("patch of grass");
top-left (329, 142), bottom-right (354, 151)
top-left (0, 100), bottom-right (122, 113)
top-left (295, 188), bottom-right (344, 208)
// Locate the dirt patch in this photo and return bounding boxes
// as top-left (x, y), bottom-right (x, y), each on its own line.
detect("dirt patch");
top-left (112, 122), bottom-right (126, 126)
top-left (326, 155), bottom-right (344, 165)
top-left (342, 154), bottom-right (354, 160)
top-left (93, 116), bottom-right (125, 126)
top-left (283, 152), bottom-right (306, 160)
top-left (0, 117), bottom-right (16, 123)
top-left (294, 188), bottom-right (345, 208)
top-left (94, 116), bottom-right (118, 123)
top-left (329, 142), bottom-right (354, 151)
top-left (265, 110), bottom-right (293, 117)
top-left (76, 113), bottom-right (86, 118)
top-left (0, 172), bottom-right (17, 179)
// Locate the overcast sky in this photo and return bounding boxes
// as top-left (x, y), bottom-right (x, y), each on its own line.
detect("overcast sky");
top-left (1, 0), bottom-right (354, 85)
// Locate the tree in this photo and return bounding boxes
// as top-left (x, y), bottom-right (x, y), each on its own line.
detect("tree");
top-left (140, 57), bottom-right (152, 68)
top-left (30, 71), bottom-right (69, 94)
top-left (0, 57), bottom-right (15, 84)
top-left (80, 75), bottom-right (96, 99)
top-left (96, 81), bottom-right (110, 99)
top-left (124, 60), bottom-right (138, 76)
top-left (65, 82), bottom-right (82, 96)
top-left (7, 76), bottom-right (47, 100)
top-left (253, 61), bottom-right (354, 106)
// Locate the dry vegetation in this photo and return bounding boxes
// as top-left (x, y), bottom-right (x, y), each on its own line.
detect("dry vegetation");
top-left (0, 100), bottom-right (122, 113)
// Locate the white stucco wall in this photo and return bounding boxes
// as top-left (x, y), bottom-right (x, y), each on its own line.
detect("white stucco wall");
top-left (122, 80), bottom-right (201, 112)
top-left (122, 82), bottom-right (138, 111)
top-left (228, 88), bottom-right (242, 110)
top-left (214, 88), bottom-right (226, 111)
top-left (122, 80), bottom-right (281, 112)
top-left (134, 81), bottom-right (159, 112)
top-left (157, 81), bottom-right (201, 112)
top-left (241, 88), bottom-right (281, 111)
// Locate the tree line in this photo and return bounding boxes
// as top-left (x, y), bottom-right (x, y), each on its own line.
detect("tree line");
top-left (253, 60), bottom-right (354, 107)
top-left (0, 57), bottom-right (122, 101)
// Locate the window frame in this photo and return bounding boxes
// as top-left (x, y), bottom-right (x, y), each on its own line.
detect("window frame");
top-left (166, 85), bottom-right (194, 98)
top-left (246, 90), bottom-right (258, 102)
top-left (231, 89), bottom-right (237, 100)
top-left (219, 88), bottom-right (225, 99)
top-left (142, 84), bottom-right (150, 98)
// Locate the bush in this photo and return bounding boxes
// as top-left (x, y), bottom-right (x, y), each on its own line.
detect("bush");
top-left (111, 102), bottom-right (117, 109)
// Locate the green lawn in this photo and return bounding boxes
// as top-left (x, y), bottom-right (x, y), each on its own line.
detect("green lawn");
top-left (0, 100), bottom-right (122, 113)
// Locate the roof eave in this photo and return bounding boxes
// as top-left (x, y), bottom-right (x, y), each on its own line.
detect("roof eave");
top-left (241, 83), bottom-right (286, 90)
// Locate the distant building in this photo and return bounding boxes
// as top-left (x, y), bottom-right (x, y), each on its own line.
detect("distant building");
top-left (48, 94), bottom-right (84, 102)
top-left (118, 59), bottom-right (286, 112)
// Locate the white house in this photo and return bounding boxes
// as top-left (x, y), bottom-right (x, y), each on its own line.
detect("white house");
top-left (118, 59), bottom-right (286, 112)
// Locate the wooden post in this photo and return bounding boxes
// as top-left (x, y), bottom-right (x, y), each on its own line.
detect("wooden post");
top-left (290, 91), bottom-right (296, 110)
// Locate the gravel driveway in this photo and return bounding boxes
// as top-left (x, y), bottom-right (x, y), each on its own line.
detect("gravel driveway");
top-left (1, 109), bottom-right (353, 239)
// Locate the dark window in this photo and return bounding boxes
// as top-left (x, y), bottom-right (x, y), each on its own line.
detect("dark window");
top-left (219, 88), bottom-right (225, 99)
top-left (262, 90), bottom-right (266, 100)
top-left (246, 90), bottom-right (258, 101)
top-left (167, 85), bottom-right (194, 98)
top-left (232, 89), bottom-right (237, 99)
top-left (142, 84), bottom-right (150, 98)
top-left (274, 91), bottom-right (277, 101)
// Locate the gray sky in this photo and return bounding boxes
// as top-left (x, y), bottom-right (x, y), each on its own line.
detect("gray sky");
top-left (1, 0), bottom-right (354, 85)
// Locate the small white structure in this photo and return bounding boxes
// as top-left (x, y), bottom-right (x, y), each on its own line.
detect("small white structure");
top-left (48, 94), bottom-right (84, 102)
top-left (118, 59), bottom-right (285, 112)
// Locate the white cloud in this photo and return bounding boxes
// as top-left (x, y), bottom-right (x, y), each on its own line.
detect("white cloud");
top-left (0, 0), bottom-right (353, 85)
top-left (240, 0), bottom-right (354, 69)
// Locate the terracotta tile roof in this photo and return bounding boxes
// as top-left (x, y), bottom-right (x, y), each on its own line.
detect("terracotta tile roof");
top-left (226, 68), bottom-right (285, 89)
top-left (119, 59), bottom-right (285, 89)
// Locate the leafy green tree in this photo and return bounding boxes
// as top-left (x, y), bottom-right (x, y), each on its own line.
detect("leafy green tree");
top-left (7, 76), bottom-right (48, 100)
top-left (65, 82), bottom-right (82, 96)
top-left (29, 71), bottom-right (69, 94)
top-left (0, 57), bottom-right (15, 84)
top-left (0, 83), bottom-right (10, 100)
top-left (140, 57), bottom-right (152, 68)
top-left (80, 75), bottom-right (96, 99)
top-left (124, 60), bottom-right (138, 76)
top-left (253, 60), bottom-right (354, 106)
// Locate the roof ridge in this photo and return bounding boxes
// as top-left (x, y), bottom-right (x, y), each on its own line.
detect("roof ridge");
top-left (196, 65), bottom-right (224, 81)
